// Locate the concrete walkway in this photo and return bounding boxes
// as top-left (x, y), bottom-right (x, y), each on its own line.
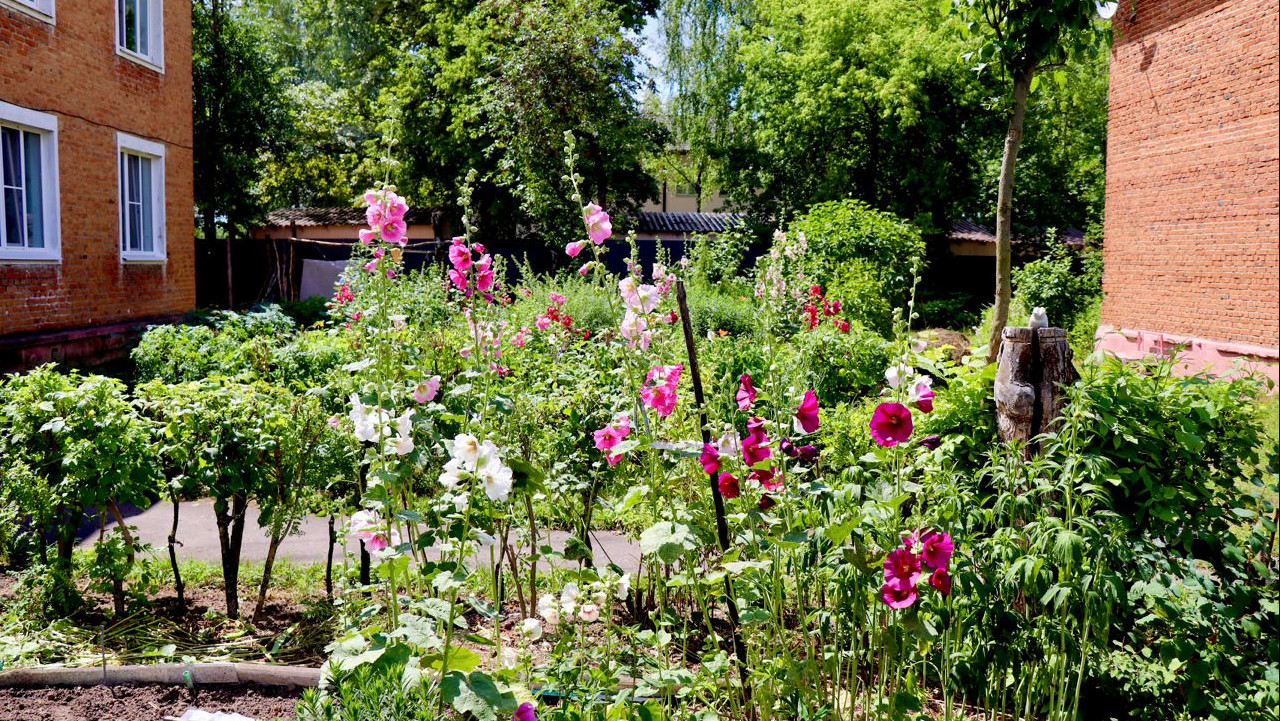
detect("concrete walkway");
top-left (76, 499), bottom-right (643, 573)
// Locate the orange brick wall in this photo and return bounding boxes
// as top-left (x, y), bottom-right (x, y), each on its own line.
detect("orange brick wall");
top-left (1102, 0), bottom-right (1279, 354)
top-left (0, 1), bottom-right (195, 337)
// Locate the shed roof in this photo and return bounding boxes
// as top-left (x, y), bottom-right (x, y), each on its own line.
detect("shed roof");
top-left (636, 212), bottom-right (745, 235)
top-left (261, 207), bottom-right (439, 227)
top-left (947, 220), bottom-right (1085, 246)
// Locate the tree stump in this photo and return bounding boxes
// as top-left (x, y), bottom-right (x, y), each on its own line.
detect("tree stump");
top-left (995, 326), bottom-right (1079, 449)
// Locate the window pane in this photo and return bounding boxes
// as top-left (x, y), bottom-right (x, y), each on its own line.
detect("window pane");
top-left (140, 156), bottom-right (153, 253)
top-left (120, 153), bottom-right (127, 251)
top-left (3, 189), bottom-right (22, 248)
top-left (124, 0), bottom-right (138, 52)
top-left (1, 127), bottom-right (20, 188)
top-left (23, 131), bottom-right (44, 249)
top-left (138, 0), bottom-right (149, 56)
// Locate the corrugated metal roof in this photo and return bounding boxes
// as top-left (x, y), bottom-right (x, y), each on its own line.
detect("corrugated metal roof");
top-left (636, 212), bottom-right (745, 235)
top-left (947, 220), bottom-right (1085, 246)
top-left (262, 207), bottom-right (438, 227)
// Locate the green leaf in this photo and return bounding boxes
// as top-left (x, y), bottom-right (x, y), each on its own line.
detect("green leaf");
top-left (639, 522), bottom-right (699, 564)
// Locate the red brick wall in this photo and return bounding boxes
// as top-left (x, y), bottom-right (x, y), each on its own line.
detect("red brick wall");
top-left (1102, 0), bottom-right (1279, 353)
top-left (0, 0), bottom-right (194, 337)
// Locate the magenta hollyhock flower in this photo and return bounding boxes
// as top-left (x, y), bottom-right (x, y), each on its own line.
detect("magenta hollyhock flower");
top-left (448, 268), bottom-right (467, 291)
top-left (741, 417), bottom-right (772, 466)
top-left (584, 202), bottom-right (612, 244)
top-left (880, 577), bottom-right (918, 609)
top-left (869, 402), bottom-right (914, 447)
top-left (382, 218), bottom-right (407, 245)
top-left (736, 374), bottom-right (756, 411)
top-left (565, 240), bottom-right (588, 257)
top-left (373, 247), bottom-right (386, 259)
top-left (640, 385), bottom-right (677, 417)
top-left (699, 443), bottom-right (720, 475)
top-left (883, 547), bottom-right (922, 585)
top-left (593, 415), bottom-right (631, 466)
top-left (750, 468), bottom-right (783, 491)
top-left (477, 269), bottom-right (495, 292)
top-left (363, 260), bottom-right (378, 273)
top-left (535, 315), bottom-right (551, 330)
top-left (578, 263), bottom-right (590, 275)
top-left (513, 703), bottom-right (537, 721)
top-left (386, 269), bottom-right (396, 279)
top-left (717, 472), bottom-right (740, 499)
top-left (358, 229), bottom-right (376, 245)
top-left (550, 292), bottom-right (566, 306)
top-left (780, 438), bottom-right (797, 457)
top-left (794, 389), bottom-right (820, 434)
top-left (796, 444), bottom-right (818, 463)
top-left (919, 530), bottom-right (954, 571)
top-left (928, 568), bottom-right (952, 596)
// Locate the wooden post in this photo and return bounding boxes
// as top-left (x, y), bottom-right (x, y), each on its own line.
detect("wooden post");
top-left (995, 326), bottom-right (1078, 449)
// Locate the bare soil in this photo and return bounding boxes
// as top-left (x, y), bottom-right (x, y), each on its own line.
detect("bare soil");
top-left (0, 683), bottom-right (301, 721)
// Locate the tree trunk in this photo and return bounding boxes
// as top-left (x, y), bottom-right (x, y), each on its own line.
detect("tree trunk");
top-left (106, 499), bottom-right (135, 565)
top-left (986, 65), bottom-right (1036, 363)
top-left (168, 496), bottom-right (185, 607)
top-left (214, 493), bottom-right (248, 619)
top-left (55, 503), bottom-right (74, 575)
top-left (252, 532), bottom-right (283, 624)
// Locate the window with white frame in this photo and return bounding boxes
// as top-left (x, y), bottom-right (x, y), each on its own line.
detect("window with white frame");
top-left (0, 101), bottom-right (60, 262)
top-left (117, 133), bottom-right (165, 262)
top-left (0, 0), bottom-right (55, 23)
top-left (116, 0), bottom-right (163, 70)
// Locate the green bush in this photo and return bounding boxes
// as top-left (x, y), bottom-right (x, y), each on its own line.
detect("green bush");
top-left (1012, 245), bottom-right (1103, 331)
top-left (688, 228), bottom-right (750, 285)
top-left (686, 284), bottom-right (759, 338)
top-left (790, 199), bottom-right (926, 305)
top-left (791, 324), bottom-right (892, 403)
top-left (823, 259), bottom-right (894, 336)
top-left (276, 296), bottom-right (331, 327)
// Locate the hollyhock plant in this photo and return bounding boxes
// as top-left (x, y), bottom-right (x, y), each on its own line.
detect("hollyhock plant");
top-left (699, 443), bottom-right (721, 475)
top-left (884, 547), bottom-right (922, 585)
top-left (870, 402), bottom-right (914, 447)
top-left (717, 472), bottom-right (740, 499)
top-left (929, 567), bottom-right (953, 596)
top-left (919, 529), bottom-right (954, 570)
top-left (794, 389), bottom-right (821, 434)
top-left (736, 374), bottom-right (756, 410)
top-left (583, 202), bottom-right (612, 244)
top-left (741, 417), bottom-right (772, 466)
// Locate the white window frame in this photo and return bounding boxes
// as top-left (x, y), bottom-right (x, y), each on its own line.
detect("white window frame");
top-left (0, 0), bottom-right (55, 24)
top-left (116, 132), bottom-right (166, 263)
top-left (0, 101), bottom-right (60, 263)
top-left (114, 0), bottom-right (164, 72)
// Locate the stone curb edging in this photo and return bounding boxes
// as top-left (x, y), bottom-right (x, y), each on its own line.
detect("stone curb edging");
top-left (0, 663), bottom-right (321, 688)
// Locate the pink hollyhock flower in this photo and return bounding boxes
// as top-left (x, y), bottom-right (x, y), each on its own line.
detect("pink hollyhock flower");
top-left (413, 377), bottom-right (441, 403)
top-left (741, 417), bottom-right (772, 467)
top-left (578, 263), bottom-right (590, 275)
top-left (550, 292), bottom-right (566, 306)
top-left (717, 472), bottom-right (740, 499)
top-left (794, 389), bottom-right (820, 434)
top-left (366, 204), bottom-right (384, 228)
top-left (869, 402), bottom-right (914, 447)
top-left (910, 376), bottom-right (935, 414)
top-left (883, 547), bottom-right (921, 585)
top-left (535, 315), bottom-right (551, 331)
top-left (373, 247), bottom-right (386, 259)
top-left (664, 310), bottom-right (679, 324)
top-left (448, 268), bottom-right (467, 291)
top-left (736, 374), bottom-right (756, 410)
top-left (382, 218), bottom-right (407, 245)
top-left (477, 269), bottom-right (495, 292)
top-left (583, 202), bottom-right (612, 244)
top-left (448, 242), bottom-right (472, 271)
top-left (757, 494), bottom-right (777, 511)
top-left (475, 253), bottom-right (492, 272)
top-left (750, 468), bottom-right (783, 491)
top-left (386, 195), bottom-right (408, 221)
top-left (620, 311), bottom-right (647, 344)
top-left (364, 260), bottom-right (378, 273)
top-left (928, 568), bottom-right (952, 596)
top-left (919, 530), bottom-right (954, 570)
top-left (638, 330), bottom-right (652, 350)
top-left (513, 702), bottom-right (537, 721)
top-left (880, 577), bottom-right (918, 609)
top-left (634, 285), bottom-right (660, 314)
top-left (640, 385), bottom-right (677, 418)
top-left (358, 229), bottom-right (376, 245)
top-left (618, 277), bottom-right (640, 308)
top-left (646, 364), bottom-right (683, 390)
top-left (349, 510), bottom-right (393, 551)
top-left (511, 327), bottom-right (528, 348)
top-left (363, 190), bottom-right (380, 206)
top-left (593, 414), bottom-right (631, 466)
top-left (327, 415), bottom-right (341, 429)
top-left (699, 443), bottom-right (720, 475)
top-left (566, 240), bottom-right (588, 257)
top-left (386, 269), bottom-right (396, 279)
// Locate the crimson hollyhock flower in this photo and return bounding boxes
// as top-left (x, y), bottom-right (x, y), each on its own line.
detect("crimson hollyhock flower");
top-left (869, 403), bottom-right (914, 447)
top-left (917, 435), bottom-right (942, 450)
top-left (757, 494), bottom-right (776, 511)
top-left (928, 568), bottom-right (952, 596)
top-left (741, 417), bottom-right (772, 466)
top-left (736, 374), bottom-right (756, 410)
top-left (717, 472), bottom-right (740, 499)
top-left (750, 467), bottom-right (783, 491)
top-left (880, 577), bottom-right (918, 609)
top-left (796, 444), bottom-right (818, 463)
top-left (794, 389), bottom-right (820, 434)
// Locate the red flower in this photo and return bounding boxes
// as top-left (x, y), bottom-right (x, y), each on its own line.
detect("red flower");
top-left (880, 577), bottom-right (918, 609)
top-left (928, 568), bottom-right (952, 596)
top-left (717, 472), bottom-right (740, 499)
top-left (757, 494), bottom-right (776, 511)
top-left (750, 467), bottom-right (783, 491)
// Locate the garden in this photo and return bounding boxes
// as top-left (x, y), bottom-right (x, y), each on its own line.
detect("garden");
top-left (2, 138), bottom-right (1277, 721)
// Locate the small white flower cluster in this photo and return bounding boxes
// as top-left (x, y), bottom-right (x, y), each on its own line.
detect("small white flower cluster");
top-left (348, 394), bottom-right (414, 456)
top-left (535, 571), bottom-right (630, 629)
top-left (438, 433), bottom-right (513, 503)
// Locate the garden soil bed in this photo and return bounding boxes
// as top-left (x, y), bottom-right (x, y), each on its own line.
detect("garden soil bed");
top-left (0, 682), bottom-right (301, 720)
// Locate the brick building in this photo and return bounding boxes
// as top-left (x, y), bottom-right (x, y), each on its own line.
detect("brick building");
top-left (1098, 0), bottom-right (1279, 381)
top-left (0, 0), bottom-right (194, 371)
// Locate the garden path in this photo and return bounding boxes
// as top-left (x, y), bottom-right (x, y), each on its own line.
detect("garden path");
top-left (74, 499), bottom-right (643, 573)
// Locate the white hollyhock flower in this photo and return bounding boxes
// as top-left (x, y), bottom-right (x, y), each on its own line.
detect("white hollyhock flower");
top-left (519, 617), bottom-right (543, 642)
top-left (884, 364), bottom-right (913, 389)
top-left (614, 573), bottom-right (631, 600)
top-left (480, 462), bottom-right (513, 502)
top-left (451, 434), bottom-right (482, 466)
top-left (578, 603), bottom-right (600, 623)
top-left (388, 409), bottom-right (414, 456)
top-left (438, 459), bottom-right (466, 490)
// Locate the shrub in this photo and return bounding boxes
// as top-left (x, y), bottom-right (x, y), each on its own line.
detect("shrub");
top-left (790, 199), bottom-right (926, 305)
top-left (276, 296), bottom-right (331, 327)
top-left (1012, 245), bottom-right (1103, 331)
top-left (823, 259), bottom-right (894, 336)
top-left (686, 284), bottom-right (759, 338)
top-left (688, 227), bottom-right (750, 285)
top-left (791, 324), bottom-right (892, 403)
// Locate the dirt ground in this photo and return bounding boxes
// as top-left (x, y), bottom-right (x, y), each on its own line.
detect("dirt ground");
top-left (0, 683), bottom-right (301, 721)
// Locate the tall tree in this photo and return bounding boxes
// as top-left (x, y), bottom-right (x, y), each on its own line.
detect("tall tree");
top-left (952, 0), bottom-right (1102, 359)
